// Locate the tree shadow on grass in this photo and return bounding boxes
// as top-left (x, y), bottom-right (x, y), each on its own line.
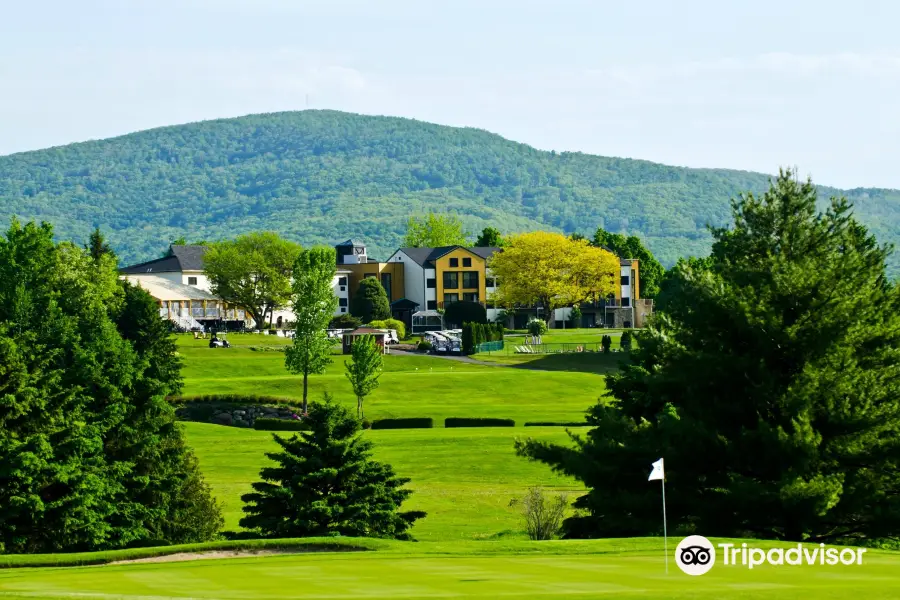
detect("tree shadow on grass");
top-left (500, 352), bottom-right (627, 375)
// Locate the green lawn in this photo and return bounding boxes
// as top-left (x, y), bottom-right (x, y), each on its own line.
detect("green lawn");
top-left (2, 538), bottom-right (898, 599)
top-left (177, 336), bottom-right (605, 424)
top-left (185, 422), bottom-right (586, 541)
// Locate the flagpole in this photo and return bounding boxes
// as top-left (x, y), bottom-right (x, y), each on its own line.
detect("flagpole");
top-left (661, 476), bottom-right (668, 574)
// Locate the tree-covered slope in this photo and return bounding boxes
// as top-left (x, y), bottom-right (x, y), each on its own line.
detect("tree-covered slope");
top-left (2, 110), bottom-right (899, 271)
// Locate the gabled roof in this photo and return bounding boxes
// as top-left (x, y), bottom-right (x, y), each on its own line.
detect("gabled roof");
top-left (121, 275), bottom-right (219, 301)
top-left (396, 246), bottom-right (502, 268)
top-left (336, 238), bottom-right (365, 247)
top-left (119, 245), bottom-right (208, 274)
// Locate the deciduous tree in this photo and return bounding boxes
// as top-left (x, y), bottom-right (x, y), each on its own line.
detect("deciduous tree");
top-left (204, 232), bottom-right (301, 329)
top-left (475, 226), bottom-right (504, 247)
top-left (285, 246), bottom-right (338, 415)
top-left (239, 395), bottom-right (424, 539)
top-left (592, 229), bottom-right (664, 298)
top-left (344, 334), bottom-right (383, 419)
top-left (403, 213), bottom-right (468, 248)
top-left (518, 171), bottom-right (900, 543)
top-left (489, 232), bottom-right (618, 326)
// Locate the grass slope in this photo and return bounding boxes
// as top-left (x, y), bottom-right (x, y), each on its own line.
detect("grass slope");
top-left (3, 110), bottom-right (900, 273)
top-left (178, 335), bottom-right (606, 423)
top-left (2, 538), bottom-right (898, 599)
top-left (185, 422), bottom-right (586, 540)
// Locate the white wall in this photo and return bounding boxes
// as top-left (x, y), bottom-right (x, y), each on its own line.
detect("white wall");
top-left (620, 265), bottom-right (632, 303)
top-left (388, 250), bottom-right (426, 309)
top-left (181, 271), bottom-right (212, 292)
top-left (125, 272), bottom-right (183, 286)
top-left (333, 272), bottom-right (350, 316)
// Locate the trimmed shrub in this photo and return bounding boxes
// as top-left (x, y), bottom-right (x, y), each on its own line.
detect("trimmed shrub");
top-left (169, 394), bottom-right (296, 406)
top-left (461, 323), bottom-right (475, 355)
top-left (330, 314), bottom-right (362, 329)
top-left (445, 417), bottom-right (515, 428)
top-left (443, 301), bottom-right (487, 329)
top-left (527, 318), bottom-right (548, 337)
top-left (417, 340), bottom-right (433, 352)
top-left (601, 334), bottom-right (612, 353)
top-left (370, 417), bottom-right (434, 430)
top-left (351, 278), bottom-right (391, 322)
top-left (253, 418), bottom-right (308, 431)
top-left (524, 421), bottom-right (589, 427)
top-left (620, 330), bottom-right (633, 352)
top-left (368, 318), bottom-right (406, 339)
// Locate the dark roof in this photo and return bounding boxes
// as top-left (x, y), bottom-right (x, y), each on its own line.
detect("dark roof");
top-left (119, 244), bottom-right (208, 274)
top-left (336, 238), bottom-right (365, 247)
top-left (169, 245), bottom-right (208, 271)
top-left (391, 298), bottom-right (419, 309)
top-left (620, 258), bottom-right (637, 266)
top-left (397, 246), bottom-right (501, 268)
top-left (344, 327), bottom-right (388, 336)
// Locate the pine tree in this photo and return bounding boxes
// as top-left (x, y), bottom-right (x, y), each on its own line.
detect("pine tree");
top-left (0, 220), bottom-right (221, 553)
top-left (518, 171), bottom-right (900, 543)
top-left (86, 226), bottom-right (115, 262)
top-left (240, 396), bottom-right (424, 539)
top-left (350, 278), bottom-right (391, 323)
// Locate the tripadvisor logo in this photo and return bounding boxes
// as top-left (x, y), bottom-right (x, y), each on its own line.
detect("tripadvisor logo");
top-left (674, 535), bottom-right (867, 575)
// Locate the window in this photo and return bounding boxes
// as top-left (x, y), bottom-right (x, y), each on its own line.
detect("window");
top-left (427, 300), bottom-right (437, 310)
top-left (187, 276), bottom-right (198, 286)
top-left (462, 257), bottom-right (472, 267)
top-left (621, 297), bottom-right (630, 307)
top-left (485, 277), bottom-right (496, 288)
top-left (462, 271), bottom-right (479, 289)
top-left (463, 292), bottom-right (478, 302)
top-left (426, 278), bottom-right (436, 289)
top-left (444, 293), bottom-right (459, 304)
top-left (449, 258), bottom-right (459, 267)
top-left (338, 298), bottom-right (348, 307)
top-left (381, 273), bottom-right (392, 300)
top-left (621, 275), bottom-right (630, 285)
top-left (338, 277), bottom-right (347, 286)
top-left (443, 271), bottom-right (459, 289)
top-left (341, 307), bottom-right (346, 313)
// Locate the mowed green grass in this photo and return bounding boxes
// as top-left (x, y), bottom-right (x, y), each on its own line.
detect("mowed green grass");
top-left (185, 422), bottom-right (586, 541)
top-left (2, 538), bottom-right (899, 599)
top-left (177, 335), bottom-right (605, 424)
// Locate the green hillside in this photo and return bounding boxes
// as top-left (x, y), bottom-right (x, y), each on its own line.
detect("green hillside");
top-left (2, 109), bottom-right (899, 270)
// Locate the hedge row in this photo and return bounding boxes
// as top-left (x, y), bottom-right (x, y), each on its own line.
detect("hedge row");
top-left (370, 417), bottom-right (434, 430)
top-left (253, 418), bottom-right (308, 431)
top-left (445, 417), bottom-right (515, 428)
top-left (169, 394), bottom-right (296, 406)
top-left (524, 421), bottom-right (589, 427)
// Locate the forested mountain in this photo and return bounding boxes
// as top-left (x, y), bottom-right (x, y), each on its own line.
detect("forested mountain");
top-left (2, 110), bottom-right (899, 272)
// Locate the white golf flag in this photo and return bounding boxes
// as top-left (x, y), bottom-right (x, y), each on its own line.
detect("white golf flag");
top-left (648, 458), bottom-right (665, 481)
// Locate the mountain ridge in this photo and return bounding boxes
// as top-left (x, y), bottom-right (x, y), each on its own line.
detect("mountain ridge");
top-left (1, 109), bottom-right (898, 272)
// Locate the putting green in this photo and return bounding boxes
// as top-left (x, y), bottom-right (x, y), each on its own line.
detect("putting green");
top-left (1, 539), bottom-right (897, 599)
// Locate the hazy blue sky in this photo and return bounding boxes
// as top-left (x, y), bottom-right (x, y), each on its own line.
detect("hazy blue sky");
top-left (3, 0), bottom-right (900, 188)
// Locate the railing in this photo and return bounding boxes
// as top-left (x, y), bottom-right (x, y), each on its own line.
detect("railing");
top-left (437, 300), bottom-right (485, 310)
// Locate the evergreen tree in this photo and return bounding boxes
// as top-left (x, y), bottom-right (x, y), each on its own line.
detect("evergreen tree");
top-left (86, 226), bottom-right (116, 262)
top-left (600, 334), bottom-right (611, 353)
top-left (518, 171), bottom-right (900, 543)
top-left (619, 330), bottom-right (632, 352)
top-left (592, 228), bottom-right (664, 299)
top-left (461, 323), bottom-right (475, 355)
top-left (0, 220), bottom-right (221, 553)
top-left (350, 277), bottom-right (391, 323)
top-left (345, 334), bottom-right (383, 419)
top-left (239, 396), bottom-right (424, 539)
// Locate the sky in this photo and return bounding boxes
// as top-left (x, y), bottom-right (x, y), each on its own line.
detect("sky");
top-left (2, 0), bottom-right (900, 188)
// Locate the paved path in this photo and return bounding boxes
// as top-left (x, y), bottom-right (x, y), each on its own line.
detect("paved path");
top-left (389, 349), bottom-right (507, 367)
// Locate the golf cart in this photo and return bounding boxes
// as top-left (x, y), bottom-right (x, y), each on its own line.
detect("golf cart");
top-left (209, 332), bottom-right (231, 348)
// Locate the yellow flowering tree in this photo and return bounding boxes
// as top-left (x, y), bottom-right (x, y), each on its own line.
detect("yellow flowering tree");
top-left (488, 232), bottom-right (619, 325)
